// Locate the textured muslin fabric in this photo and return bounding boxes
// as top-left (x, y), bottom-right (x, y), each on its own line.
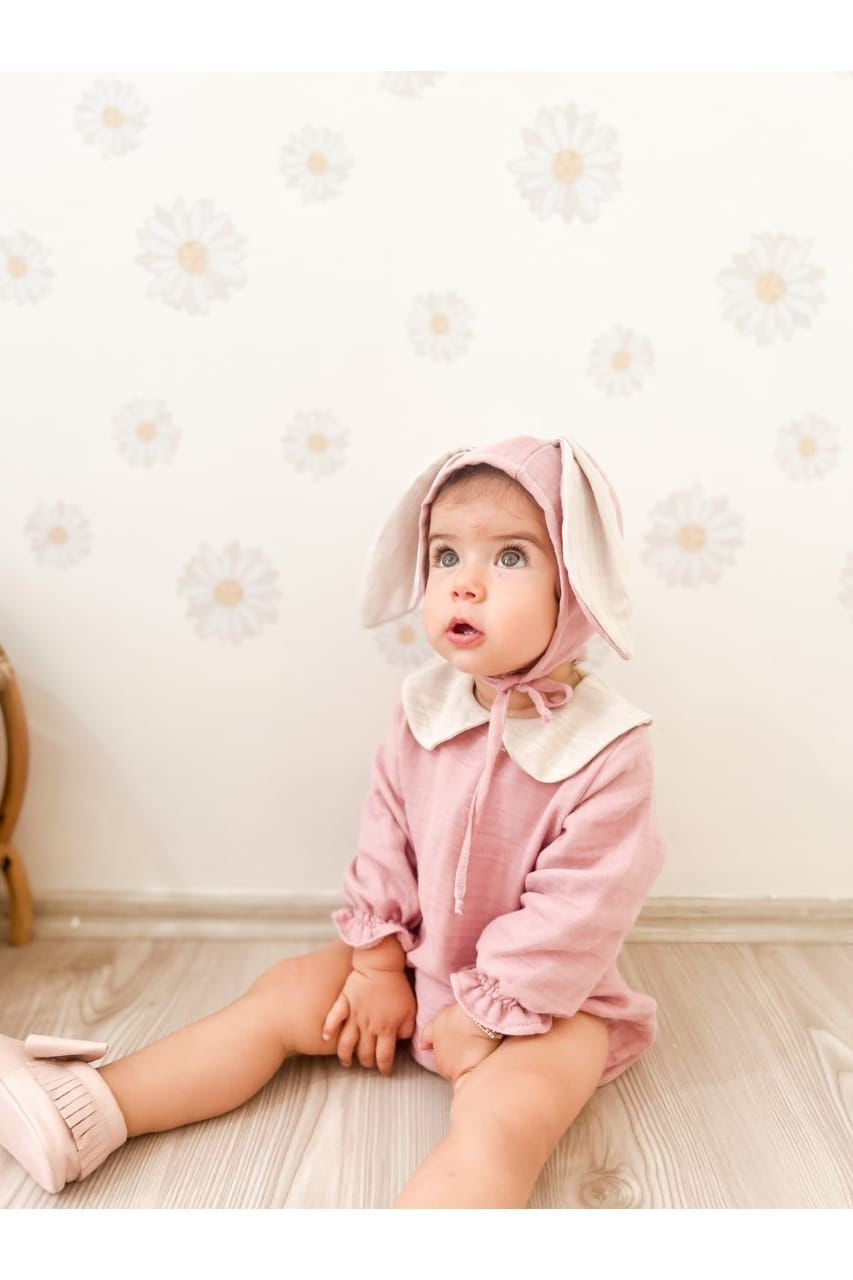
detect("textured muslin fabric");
top-left (331, 670), bottom-right (667, 1088)
top-left (331, 433), bottom-right (667, 1088)
top-left (359, 434), bottom-right (634, 920)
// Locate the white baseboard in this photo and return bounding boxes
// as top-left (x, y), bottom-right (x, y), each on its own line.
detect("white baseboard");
top-left (2, 891), bottom-right (852, 943)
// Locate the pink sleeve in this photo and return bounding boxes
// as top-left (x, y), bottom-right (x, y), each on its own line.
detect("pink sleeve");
top-left (330, 696), bottom-right (422, 953)
top-left (449, 726), bottom-right (666, 1035)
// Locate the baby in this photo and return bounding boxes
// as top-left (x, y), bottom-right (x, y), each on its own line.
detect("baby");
top-left (0, 434), bottom-right (666, 1209)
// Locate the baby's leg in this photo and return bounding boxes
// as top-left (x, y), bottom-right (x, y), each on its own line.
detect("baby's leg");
top-left (98, 938), bottom-right (354, 1137)
top-left (393, 1010), bottom-right (610, 1208)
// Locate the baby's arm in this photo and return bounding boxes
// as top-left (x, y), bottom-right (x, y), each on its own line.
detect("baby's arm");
top-left (331, 697), bottom-right (422, 958)
top-left (324, 699), bottom-right (420, 1067)
top-left (448, 726), bottom-right (666, 1037)
top-left (322, 935), bottom-right (415, 1072)
top-left (351, 933), bottom-right (407, 972)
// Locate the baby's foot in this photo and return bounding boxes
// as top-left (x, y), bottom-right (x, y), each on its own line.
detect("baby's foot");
top-left (0, 1032), bottom-right (127, 1194)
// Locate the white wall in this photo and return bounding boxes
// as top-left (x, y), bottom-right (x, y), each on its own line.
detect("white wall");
top-left (1, 72), bottom-right (850, 901)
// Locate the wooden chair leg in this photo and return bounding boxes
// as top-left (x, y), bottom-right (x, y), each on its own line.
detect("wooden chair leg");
top-left (1, 841), bottom-right (33, 946)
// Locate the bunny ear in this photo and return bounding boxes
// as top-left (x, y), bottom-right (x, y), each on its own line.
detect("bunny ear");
top-left (360, 448), bottom-right (471, 628)
top-left (558, 436), bottom-right (634, 659)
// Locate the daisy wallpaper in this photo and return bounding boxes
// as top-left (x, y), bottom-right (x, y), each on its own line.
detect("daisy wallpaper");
top-left (0, 72), bottom-right (850, 904)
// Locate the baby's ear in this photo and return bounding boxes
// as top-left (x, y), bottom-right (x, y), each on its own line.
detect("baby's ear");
top-left (558, 435), bottom-right (633, 660)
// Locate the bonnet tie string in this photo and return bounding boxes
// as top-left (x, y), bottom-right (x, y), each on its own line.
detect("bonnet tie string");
top-left (452, 675), bottom-right (575, 915)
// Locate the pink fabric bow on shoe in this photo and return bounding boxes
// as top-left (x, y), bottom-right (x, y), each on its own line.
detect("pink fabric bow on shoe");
top-left (0, 1032), bottom-right (128, 1194)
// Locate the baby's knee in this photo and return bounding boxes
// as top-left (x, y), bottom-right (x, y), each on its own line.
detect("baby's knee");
top-left (245, 941), bottom-right (354, 1058)
top-left (450, 1060), bottom-right (567, 1160)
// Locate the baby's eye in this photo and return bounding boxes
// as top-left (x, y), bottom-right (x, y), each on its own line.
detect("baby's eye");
top-left (429, 544), bottom-right (528, 569)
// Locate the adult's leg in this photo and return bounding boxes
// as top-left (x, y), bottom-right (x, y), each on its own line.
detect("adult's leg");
top-left (98, 938), bottom-right (355, 1137)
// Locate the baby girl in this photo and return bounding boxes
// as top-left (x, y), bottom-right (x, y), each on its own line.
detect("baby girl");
top-left (0, 434), bottom-right (666, 1209)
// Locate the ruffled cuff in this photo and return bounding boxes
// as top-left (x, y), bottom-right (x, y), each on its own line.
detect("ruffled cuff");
top-left (330, 905), bottom-right (418, 953)
top-left (449, 966), bottom-right (553, 1036)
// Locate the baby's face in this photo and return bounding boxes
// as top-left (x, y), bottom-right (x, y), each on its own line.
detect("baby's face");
top-left (422, 481), bottom-right (560, 677)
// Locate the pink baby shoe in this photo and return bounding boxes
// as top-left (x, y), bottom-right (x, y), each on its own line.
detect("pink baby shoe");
top-left (0, 1032), bottom-right (128, 1194)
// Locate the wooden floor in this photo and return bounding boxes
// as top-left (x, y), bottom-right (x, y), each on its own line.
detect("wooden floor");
top-left (0, 937), bottom-right (851, 1209)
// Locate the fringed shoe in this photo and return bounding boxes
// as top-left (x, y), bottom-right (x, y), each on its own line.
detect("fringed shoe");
top-left (0, 1032), bottom-right (128, 1194)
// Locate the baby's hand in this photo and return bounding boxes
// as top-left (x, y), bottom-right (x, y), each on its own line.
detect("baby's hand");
top-left (420, 1002), bottom-right (502, 1090)
top-left (322, 967), bottom-right (416, 1077)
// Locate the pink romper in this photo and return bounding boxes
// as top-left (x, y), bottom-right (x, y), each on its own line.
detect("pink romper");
top-left (331, 657), bottom-right (667, 1088)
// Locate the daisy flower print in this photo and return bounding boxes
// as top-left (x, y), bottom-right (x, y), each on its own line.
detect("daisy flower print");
top-left (0, 231), bottom-right (54, 304)
top-left (177, 542), bottom-right (282, 643)
top-left (507, 103), bottom-right (621, 223)
top-left (25, 501), bottom-right (92, 569)
top-left (379, 72), bottom-right (443, 98)
top-left (717, 232), bottom-right (826, 345)
top-left (374, 613), bottom-right (433, 669)
top-left (112, 398), bottom-right (180, 468)
top-left (278, 125), bottom-right (354, 203)
top-left (574, 632), bottom-right (611, 674)
top-left (588, 326), bottom-right (655, 397)
top-left (74, 79), bottom-right (149, 158)
top-left (642, 484), bottom-right (745, 589)
top-left (407, 290), bottom-right (475, 361)
top-left (282, 412), bottom-right (349, 480)
top-left (774, 414), bottom-right (841, 482)
top-left (135, 198), bottom-right (247, 315)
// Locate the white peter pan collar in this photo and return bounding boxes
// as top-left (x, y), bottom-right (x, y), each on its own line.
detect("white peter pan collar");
top-left (400, 657), bottom-right (653, 783)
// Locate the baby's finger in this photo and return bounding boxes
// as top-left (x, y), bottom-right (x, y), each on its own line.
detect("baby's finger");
top-left (356, 1028), bottom-right (377, 1072)
top-left (322, 993), bottom-right (347, 1040)
top-left (336, 1017), bottom-right (359, 1068)
top-left (375, 1031), bottom-right (396, 1077)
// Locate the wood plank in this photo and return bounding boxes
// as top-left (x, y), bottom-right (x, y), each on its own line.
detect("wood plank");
top-left (1, 938), bottom-right (850, 1208)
